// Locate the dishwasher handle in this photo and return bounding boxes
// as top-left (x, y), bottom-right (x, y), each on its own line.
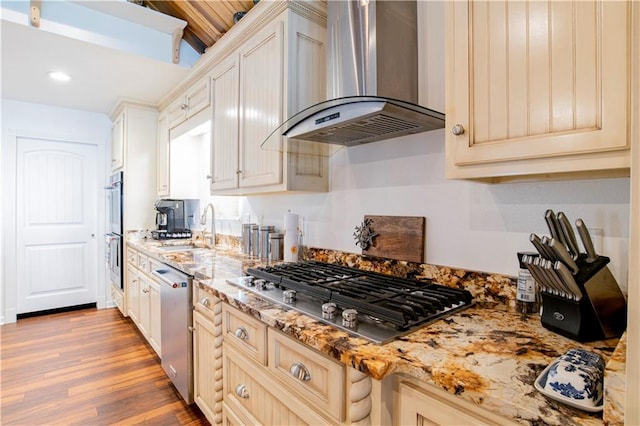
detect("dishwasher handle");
top-left (152, 268), bottom-right (189, 288)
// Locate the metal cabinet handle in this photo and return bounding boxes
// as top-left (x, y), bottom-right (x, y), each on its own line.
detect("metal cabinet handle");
top-left (290, 362), bottom-right (311, 382)
top-left (235, 384), bottom-right (249, 399)
top-left (451, 124), bottom-right (465, 136)
top-left (142, 287), bottom-right (149, 294)
top-left (180, 103), bottom-right (188, 110)
top-left (234, 327), bottom-right (249, 340)
top-left (200, 297), bottom-right (210, 307)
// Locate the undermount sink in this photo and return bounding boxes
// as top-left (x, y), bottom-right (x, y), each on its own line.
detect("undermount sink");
top-left (158, 245), bottom-right (199, 252)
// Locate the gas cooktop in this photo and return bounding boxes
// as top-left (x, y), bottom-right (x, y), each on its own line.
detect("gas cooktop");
top-left (226, 261), bottom-right (473, 344)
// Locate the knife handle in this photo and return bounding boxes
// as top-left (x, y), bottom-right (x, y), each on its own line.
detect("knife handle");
top-left (554, 261), bottom-right (583, 301)
top-left (530, 233), bottom-right (554, 260)
top-left (557, 212), bottom-right (580, 260)
top-left (576, 218), bottom-right (598, 263)
top-left (544, 209), bottom-right (562, 242)
top-left (549, 237), bottom-right (580, 275)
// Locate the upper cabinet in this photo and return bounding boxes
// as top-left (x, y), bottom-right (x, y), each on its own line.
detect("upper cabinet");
top-left (167, 76), bottom-right (211, 130)
top-left (445, 1), bottom-right (634, 180)
top-left (210, 5), bottom-right (328, 195)
top-left (109, 102), bottom-right (158, 231)
top-left (111, 112), bottom-right (124, 171)
top-left (156, 113), bottom-right (170, 196)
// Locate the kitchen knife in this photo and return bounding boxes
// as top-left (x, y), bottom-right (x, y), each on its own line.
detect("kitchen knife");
top-left (530, 233), bottom-right (555, 260)
top-left (557, 212), bottom-right (580, 260)
top-left (575, 218), bottom-right (598, 263)
top-left (523, 255), bottom-right (549, 293)
top-left (548, 237), bottom-right (580, 275)
top-left (554, 261), bottom-right (583, 301)
top-left (533, 256), bottom-right (561, 296)
top-left (544, 209), bottom-right (564, 244)
top-left (542, 259), bottom-right (571, 299)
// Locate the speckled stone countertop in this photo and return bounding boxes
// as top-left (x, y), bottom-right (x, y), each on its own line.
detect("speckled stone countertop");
top-left (127, 236), bottom-right (626, 426)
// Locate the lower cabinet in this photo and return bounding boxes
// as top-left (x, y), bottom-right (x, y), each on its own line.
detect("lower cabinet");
top-left (125, 247), bottom-right (161, 357)
top-left (126, 265), bottom-right (140, 324)
top-left (111, 284), bottom-right (124, 316)
top-left (394, 377), bottom-right (517, 426)
top-left (221, 305), bottom-right (344, 425)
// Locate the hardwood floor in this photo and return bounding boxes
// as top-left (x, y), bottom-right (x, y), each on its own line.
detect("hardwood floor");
top-left (1, 307), bottom-right (209, 425)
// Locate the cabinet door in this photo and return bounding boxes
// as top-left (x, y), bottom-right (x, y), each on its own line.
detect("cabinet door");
top-left (126, 265), bottom-right (139, 323)
top-left (396, 381), bottom-right (517, 426)
top-left (167, 97), bottom-right (187, 129)
top-left (194, 310), bottom-right (223, 424)
top-left (111, 112), bottom-right (124, 171)
top-left (238, 20), bottom-right (284, 188)
top-left (446, 1), bottom-right (630, 179)
top-left (148, 280), bottom-right (161, 356)
top-left (211, 55), bottom-right (240, 192)
top-left (157, 113), bottom-right (169, 196)
top-left (185, 77), bottom-right (211, 119)
top-left (138, 274), bottom-right (151, 338)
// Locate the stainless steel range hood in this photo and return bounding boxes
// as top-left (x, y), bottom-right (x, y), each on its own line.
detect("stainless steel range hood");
top-left (261, 0), bottom-right (445, 156)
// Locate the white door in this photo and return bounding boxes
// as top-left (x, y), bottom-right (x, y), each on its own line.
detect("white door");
top-left (16, 137), bottom-right (98, 314)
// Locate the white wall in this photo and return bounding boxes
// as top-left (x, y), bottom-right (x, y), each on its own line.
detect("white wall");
top-left (227, 129), bottom-right (630, 292)
top-left (0, 99), bottom-right (111, 323)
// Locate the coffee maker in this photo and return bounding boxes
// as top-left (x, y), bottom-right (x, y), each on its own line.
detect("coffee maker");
top-left (152, 199), bottom-right (200, 240)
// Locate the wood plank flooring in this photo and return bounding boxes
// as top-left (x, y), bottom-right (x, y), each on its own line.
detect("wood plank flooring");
top-left (1, 307), bottom-right (209, 425)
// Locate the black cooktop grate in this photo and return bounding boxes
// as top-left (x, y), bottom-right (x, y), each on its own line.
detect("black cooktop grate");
top-left (247, 261), bottom-right (473, 330)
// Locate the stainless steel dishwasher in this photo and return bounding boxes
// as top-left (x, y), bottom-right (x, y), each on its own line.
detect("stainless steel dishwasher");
top-left (152, 264), bottom-right (193, 404)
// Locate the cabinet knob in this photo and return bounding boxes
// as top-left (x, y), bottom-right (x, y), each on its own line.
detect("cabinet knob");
top-left (200, 297), bottom-right (210, 307)
top-left (234, 327), bottom-right (249, 340)
top-left (451, 124), bottom-right (465, 136)
top-left (142, 287), bottom-right (149, 294)
top-left (235, 384), bottom-right (250, 399)
top-left (235, 169), bottom-right (242, 175)
top-left (290, 362), bottom-right (311, 382)
top-left (180, 103), bottom-right (188, 110)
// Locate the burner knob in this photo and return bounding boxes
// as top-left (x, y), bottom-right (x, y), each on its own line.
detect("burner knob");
top-left (253, 279), bottom-right (267, 290)
top-left (322, 302), bottom-right (337, 320)
top-left (342, 309), bottom-right (358, 328)
top-left (283, 290), bottom-right (296, 304)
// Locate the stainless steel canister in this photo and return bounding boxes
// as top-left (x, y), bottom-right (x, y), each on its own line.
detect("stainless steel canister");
top-left (269, 232), bottom-right (284, 261)
top-left (242, 223), bottom-right (254, 255)
top-left (259, 226), bottom-right (275, 260)
top-left (250, 224), bottom-right (260, 257)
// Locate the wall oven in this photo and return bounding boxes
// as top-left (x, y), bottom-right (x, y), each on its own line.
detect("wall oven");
top-left (106, 172), bottom-right (123, 289)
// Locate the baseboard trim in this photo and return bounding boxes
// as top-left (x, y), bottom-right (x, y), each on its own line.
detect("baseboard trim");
top-left (17, 303), bottom-right (97, 319)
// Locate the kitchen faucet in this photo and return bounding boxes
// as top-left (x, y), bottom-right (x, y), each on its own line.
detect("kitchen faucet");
top-left (200, 203), bottom-right (216, 247)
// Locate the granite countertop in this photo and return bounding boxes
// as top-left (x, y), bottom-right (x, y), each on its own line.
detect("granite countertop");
top-left (127, 236), bottom-right (626, 426)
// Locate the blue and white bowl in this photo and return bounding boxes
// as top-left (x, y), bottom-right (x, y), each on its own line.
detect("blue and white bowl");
top-left (534, 349), bottom-right (604, 412)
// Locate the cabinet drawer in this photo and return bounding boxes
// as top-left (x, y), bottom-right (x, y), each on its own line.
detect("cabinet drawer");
top-left (222, 305), bottom-right (267, 365)
top-left (126, 248), bottom-right (138, 265)
top-left (223, 344), bottom-right (328, 426)
top-left (267, 328), bottom-right (345, 421)
top-left (148, 257), bottom-right (163, 276)
top-left (137, 253), bottom-right (149, 272)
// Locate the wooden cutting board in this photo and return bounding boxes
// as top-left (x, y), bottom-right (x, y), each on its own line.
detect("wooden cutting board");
top-left (361, 215), bottom-right (425, 263)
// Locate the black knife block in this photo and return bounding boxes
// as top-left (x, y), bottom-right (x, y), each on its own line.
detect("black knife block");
top-left (539, 255), bottom-right (627, 342)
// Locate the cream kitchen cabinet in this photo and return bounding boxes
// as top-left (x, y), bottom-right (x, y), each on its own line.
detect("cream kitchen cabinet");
top-left (138, 274), bottom-right (161, 355)
top-left (193, 284), bottom-right (224, 425)
top-left (156, 113), bottom-right (169, 196)
top-left (166, 76), bottom-right (211, 130)
top-left (125, 247), bottom-right (161, 356)
top-left (445, 0), bottom-right (633, 180)
top-left (126, 264), bottom-right (140, 324)
top-left (111, 112), bottom-right (124, 171)
top-left (394, 377), bottom-right (518, 426)
top-left (209, 7), bottom-right (328, 195)
top-left (222, 305), bottom-right (345, 425)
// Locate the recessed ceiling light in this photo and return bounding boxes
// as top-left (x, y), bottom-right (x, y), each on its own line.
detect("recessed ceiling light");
top-left (48, 71), bottom-right (71, 82)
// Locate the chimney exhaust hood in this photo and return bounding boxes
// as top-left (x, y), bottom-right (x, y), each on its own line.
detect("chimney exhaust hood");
top-left (261, 0), bottom-right (445, 156)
